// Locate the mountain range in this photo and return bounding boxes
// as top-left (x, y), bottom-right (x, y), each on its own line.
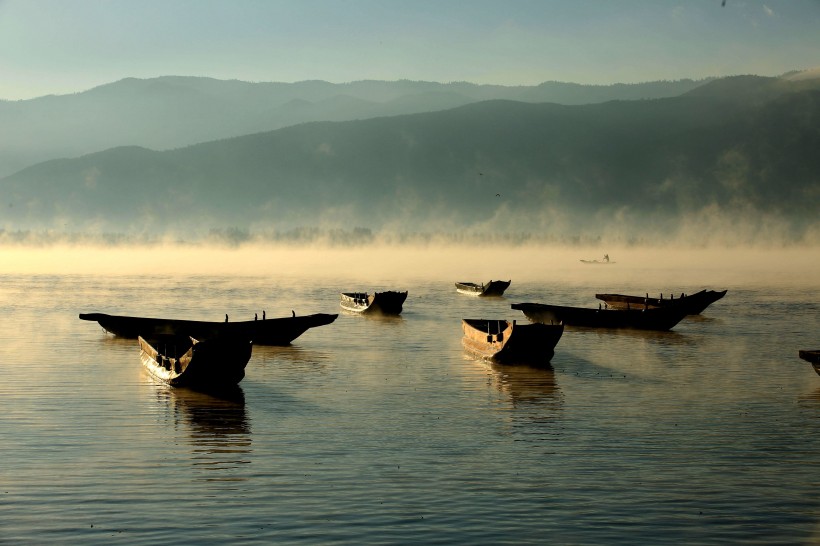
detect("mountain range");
top-left (0, 76), bottom-right (709, 179)
top-left (1, 73), bottom-right (818, 241)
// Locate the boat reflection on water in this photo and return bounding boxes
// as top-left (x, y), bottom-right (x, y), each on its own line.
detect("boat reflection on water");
top-left (574, 326), bottom-right (694, 347)
top-left (486, 361), bottom-right (562, 409)
top-left (466, 354), bottom-right (562, 410)
top-left (338, 307), bottom-right (407, 324)
top-left (152, 381), bottom-right (252, 477)
top-left (466, 357), bottom-right (564, 443)
top-left (254, 344), bottom-right (329, 363)
top-left (797, 387), bottom-right (820, 407)
top-left (171, 385), bottom-right (249, 436)
top-left (252, 345), bottom-right (332, 373)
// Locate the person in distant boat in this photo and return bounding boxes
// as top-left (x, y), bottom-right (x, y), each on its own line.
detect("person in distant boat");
top-left (603, 254), bottom-right (610, 262)
top-left (255, 313), bottom-right (258, 321)
top-left (263, 310), bottom-right (266, 320)
top-left (225, 314), bottom-right (228, 322)
top-left (292, 310), bottom-right (295, 317)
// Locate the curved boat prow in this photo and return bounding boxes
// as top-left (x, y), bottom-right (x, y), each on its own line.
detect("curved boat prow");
top-left (79, 312), bottom-right (107, 321)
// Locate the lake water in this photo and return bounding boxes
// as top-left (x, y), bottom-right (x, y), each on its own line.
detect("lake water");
top-left (2, 246), bottom-right (819, 544)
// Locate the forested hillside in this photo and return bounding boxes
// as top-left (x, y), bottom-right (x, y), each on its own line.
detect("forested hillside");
top-left (2, 75), bottom-right (818, 242)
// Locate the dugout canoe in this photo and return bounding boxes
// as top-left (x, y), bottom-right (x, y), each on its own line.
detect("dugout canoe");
top-left (80, 311), bottom-right (337, 345)
top-left (595, 289), bottom-right (727, 314)
top-left (339, 291), bottom-right (408, 315)
top-left (455, 280), bottom-right (511, 297)
top-left (511, 302), bottom-right (690, 331)
top-left (462, 319), bottom-right (563, 364)
top-left (139, 334), bottom-right (252, 387)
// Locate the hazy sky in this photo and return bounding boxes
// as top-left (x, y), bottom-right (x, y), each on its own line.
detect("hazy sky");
top-left (1, 0), bottom-right (818, 100)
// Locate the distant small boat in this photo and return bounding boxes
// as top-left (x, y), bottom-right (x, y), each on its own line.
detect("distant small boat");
top-left (511, 302), bottom-right (689, 331)
top-left (595, 289), bottom-right (727, 315)
top-left (581, 254), bottom-right (614, 264)
top-left (455, 280), bottom-right (511, 297)
top-left (799, 350), bottom-right (820, 376)
top-left (79, 312), bottom-right (337, 345)
top-left (139, 334), bottom-right (252, 387)
top-left (462, 319), bottom-right (563, 364)
top-left (339, 291), bottom-right (408, 315)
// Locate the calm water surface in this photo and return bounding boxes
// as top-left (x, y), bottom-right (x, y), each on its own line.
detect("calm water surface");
top-left (2, 265), bottom-right (820, 544)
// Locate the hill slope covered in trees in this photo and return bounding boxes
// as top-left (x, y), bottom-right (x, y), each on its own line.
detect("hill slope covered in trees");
top-left (2, 75), bottom-right (818, 243)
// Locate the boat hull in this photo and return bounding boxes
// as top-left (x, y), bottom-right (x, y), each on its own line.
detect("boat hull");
top-left (139, 334), bottom-right (252, 387)
top-left (461, 319), bottom-right (563, 364)
top-left (799, 350), bottom-right (820, 376)
top-left (80, 312), bottom-right (337, 345)
top-left (340, 291), bottom-right (408, 315)
top-left (512, 302), bottom-right (689, 331)
top-left (595, 289), bottom-right (727, 315)
top-left (455, 280), bottom-right (511, 297)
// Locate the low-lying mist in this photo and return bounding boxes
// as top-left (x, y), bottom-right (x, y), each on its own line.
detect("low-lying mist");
top-left (4, 195), bottom-right (818, 249)
top-left (1, 238), bottom-right (818, 292)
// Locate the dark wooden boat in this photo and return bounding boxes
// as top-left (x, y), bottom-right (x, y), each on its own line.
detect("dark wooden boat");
top-left (339, 291), bottom-right (408, 315)
top-left (511, 302), bottom-right (690, 331)
top-left (139, 334), bottom-right (252, 387)
top-left (595, 289), bottom-right (727, 315)
top-left (799, 350), bottom-right (820, 376)
top-left (455, 280), bottom-right (511, 297)
top-left (462, 319), bottom-right (563, 364)
top-left (80, 312), bottom-right (337, 345)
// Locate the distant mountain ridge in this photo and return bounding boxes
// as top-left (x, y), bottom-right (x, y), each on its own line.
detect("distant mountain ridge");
top-left (0, 76), bottom-right (710, 178)
top-left (2, 73), bottom-right (818, 241)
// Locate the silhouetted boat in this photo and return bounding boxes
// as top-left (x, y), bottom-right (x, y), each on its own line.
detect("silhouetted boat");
top-left (139, 334), bottom-right (252, 387)
top-left (799, 350), bottom-right (820, 376)
top-left (462, 319), bottom-right (563, 364)
top-left (455, 280), bottom-right (511, 297)
top-left (511, 302), bottom-right (689, 331)
top-left (79, 312), bottom-right (338, 345)
top-left (595, 289), bottom-right (727, 315)
top-left (339, 291), bottom-right (407, 315)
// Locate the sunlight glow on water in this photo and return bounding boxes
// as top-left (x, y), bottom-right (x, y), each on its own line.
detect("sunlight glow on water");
top-left (1, 249), bottom-right (819, 544)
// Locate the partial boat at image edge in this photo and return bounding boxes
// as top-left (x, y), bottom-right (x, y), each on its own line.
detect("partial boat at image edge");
top-left (799, 350), bottom-right (820, 376)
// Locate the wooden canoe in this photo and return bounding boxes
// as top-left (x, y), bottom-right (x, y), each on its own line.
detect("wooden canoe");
top-left (580, 258), bottom-right (615, 264)
top-left (455, 280), bottom-right (511, 297)
top-left (595, 289), bottom-right (727, 314)
top-left (339, 291), bottom-right (408, 315)
top-left (511, 302), bottom-right (690, 331)
top-left (139, 334), bottom-right (252, 387)
top-left (462, 319), bottom-right (563, 364)
top-left (80, 311), bottom-right (337, 345)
